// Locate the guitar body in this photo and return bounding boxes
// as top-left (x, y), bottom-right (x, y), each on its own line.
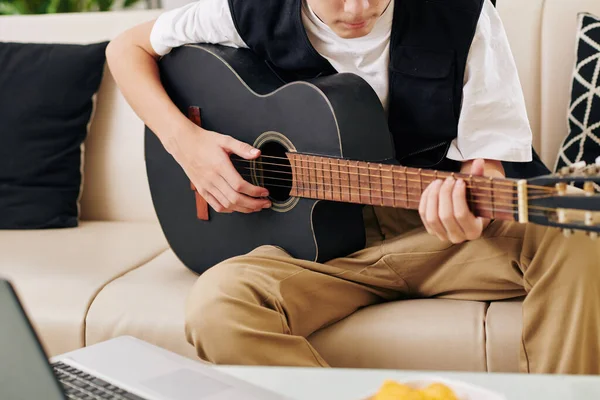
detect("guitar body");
top-left (145, 44), bottom-right (396, 275)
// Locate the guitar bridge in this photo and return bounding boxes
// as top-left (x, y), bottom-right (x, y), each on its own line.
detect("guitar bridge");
top-left (188, 106), bottom-right (209, 221)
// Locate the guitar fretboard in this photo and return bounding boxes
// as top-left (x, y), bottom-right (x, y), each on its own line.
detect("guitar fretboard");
top-left (286, 153), bottom-right (517, 221)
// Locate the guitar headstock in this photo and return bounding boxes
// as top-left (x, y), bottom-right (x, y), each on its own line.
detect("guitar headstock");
top-left (523, 158), bottom-right (600, 239)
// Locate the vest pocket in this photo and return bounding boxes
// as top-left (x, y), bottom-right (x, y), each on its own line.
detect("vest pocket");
top-left (388, 46), bottom-right (457, 159)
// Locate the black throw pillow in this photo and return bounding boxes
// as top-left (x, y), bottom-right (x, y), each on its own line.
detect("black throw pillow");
top-left (0, 41), bottom-right (108, 229)
top-left (555, 13), bottom-right (600, 185)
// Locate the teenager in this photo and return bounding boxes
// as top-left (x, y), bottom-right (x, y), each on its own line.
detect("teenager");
top-left (105, 0), bottom-right (600, 374)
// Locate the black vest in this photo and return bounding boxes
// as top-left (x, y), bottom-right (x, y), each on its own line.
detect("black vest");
top-left (227, 0), bottom-right (548, 179)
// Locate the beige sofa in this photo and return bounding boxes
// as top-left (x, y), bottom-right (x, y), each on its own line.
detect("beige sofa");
top-left (1, 0), bottom-right (597, 373)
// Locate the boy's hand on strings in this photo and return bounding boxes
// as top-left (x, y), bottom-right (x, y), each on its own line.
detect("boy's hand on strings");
top-left (172, 127), bottom-right (271, 214)
top-left (419, 158), bottom-right (504, 244)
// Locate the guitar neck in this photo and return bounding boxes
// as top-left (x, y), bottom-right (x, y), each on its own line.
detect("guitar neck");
top-left (287, 153), bottom-right (518, 222)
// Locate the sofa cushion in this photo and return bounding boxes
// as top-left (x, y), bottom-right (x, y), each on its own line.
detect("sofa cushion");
top-left (86, 250), bottom-right (490, 371)
top-left (485, 300), bottom-right (523, 373)
top-left (0, 41), bottom-right (108, 229)
top-left (308, 299), bottom-right (489, 371)
top-left (554, 12), bottom-right (600, 179)
top-left (0, 221), bottom-right (168, 357)
top-left (0, 10), bottom-right (164, 223)
top-left (85, 249), bottom-right (200, 360)
top-left (541, 0), bottom-right (600, 166)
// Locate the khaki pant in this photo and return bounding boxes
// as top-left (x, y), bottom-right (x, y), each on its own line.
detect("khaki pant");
top-left (184, 206), bottom-right (600, 374)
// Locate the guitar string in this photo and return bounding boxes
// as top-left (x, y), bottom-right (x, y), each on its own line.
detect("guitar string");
top-left (230, 177), bottom-right (564, 220)
top-left (250, 154), bottom-right (600, 195)
top-left (234, 154), bottom-right (571, 192)
top-left (230, 156), bottom-right (559, 194)
top-left (235, 163), bottom-right (563, 200)
top-left (233, 161), bottom-right (527, 197)
top-left (234, 172), bottom-right (565, 215)
top-left (231, 161), bottom-right (552, 199)
top-left (235, 159), bottom-right (599, 201)
top-left (235, 169), bottom-right (520, 208)
top-left (255, 155), bottom-right (598, 195)
top-left (251, 153), bottom-right (599, 191)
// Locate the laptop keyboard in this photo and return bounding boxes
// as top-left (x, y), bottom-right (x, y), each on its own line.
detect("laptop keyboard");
top-left (52, 362), bottom-right (147, 400)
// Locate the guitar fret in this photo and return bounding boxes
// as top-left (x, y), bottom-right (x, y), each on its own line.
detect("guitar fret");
top-left (333, 160), bottom-right (343, 201)
top-left (346, 160), bottom-right (353, 202)
top-left (306, 155), bottom-right (311, 198)
top-left (317, 157), bottom-right (322, 199)
top-left (490, 177), bottom-right (496, 219)
top-left (404, 167), bottom-right (408, 208)
top-left (305, 156), bottom-right (309, 198)
top-left (470, 176), bottom-right (493, 220)
top-left (418, 168), bottom-right (422, 196)
top-left (353, 162), bottom-right (358, 202)
top-left (379, 164), bottom-right (392, 207)
top-left (300, 155), bottom-right (306, 198)
top-left (379, 165), bottom-right (383, 206)
top-left (391, 166), bottom-right (397, 207)
top-left (322, 157), bottom-right (327, 200)
top-left (417, 168), bottom-right (423, 207)
top-left (290, 155), bottom-right (297, 196)
top-left (304, 155), bottom-right (311, 199)
top-left (332, 160), bottom-right (337, 201)
top-left (326, 158), bottom-right (330, 200)
top-left (366, 162), bottom-right (373, 205)
top-left (296, 155), bottom-right (302, 197)
top-left (341, 161), bottom-right (346, 202)
top-left (327, 158), bottom-right (333, 200)
top-left (315, 157), bottom-right (321, 199)
top-left (309, 157), bottom-right (315, 199)
top-left (468, 175), bottom-right (474, 214)
top-left (313, 157), bottom-right (318, 199)
top-left (370, 163), bottom-right (375, 205)
top-left (316, 157), bottom-right (323, 200)
top-left (339, 159), bottom-right (346, 202)
top-left (321, 157), bottom-right (326, 200)
top-left (354, 162), bottom-right (360, 203)
top-left (290, 155), bottom-right (298, 197)
top-left (352, 161), bottom-right (361, 203)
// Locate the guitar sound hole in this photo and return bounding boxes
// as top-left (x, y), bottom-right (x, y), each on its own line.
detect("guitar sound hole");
top-left (257, 141), bottom-right (292, 203)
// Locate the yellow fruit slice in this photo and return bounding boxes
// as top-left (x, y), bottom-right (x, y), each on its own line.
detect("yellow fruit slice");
top-left (373, 380), bottom-right (414, 400)
top-left (420, 383), bottom-right (459, 400)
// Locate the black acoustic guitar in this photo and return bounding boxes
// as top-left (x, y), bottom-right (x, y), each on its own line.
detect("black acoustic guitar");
top-left (145, 44), bottom-right (600, 275)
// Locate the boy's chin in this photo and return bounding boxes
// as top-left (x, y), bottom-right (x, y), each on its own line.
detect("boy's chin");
top-left (332, 22), bottom-right (375, 39)
top-left (334, 28), bottom-right (372, 39)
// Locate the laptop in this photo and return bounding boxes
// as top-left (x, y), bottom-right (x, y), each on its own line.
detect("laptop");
top-left (0, 278), bottom-right (290, 400)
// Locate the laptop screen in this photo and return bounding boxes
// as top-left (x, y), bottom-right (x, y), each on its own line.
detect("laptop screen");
top-left (0, 279), bottom-right (66, 400)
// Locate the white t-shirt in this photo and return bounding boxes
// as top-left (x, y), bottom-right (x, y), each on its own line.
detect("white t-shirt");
top-left (150, 0), bottom-right (532, 162)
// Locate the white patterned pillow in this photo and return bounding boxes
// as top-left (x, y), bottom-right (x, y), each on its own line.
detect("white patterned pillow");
top-left (555, 12), bottom-right (600, 188)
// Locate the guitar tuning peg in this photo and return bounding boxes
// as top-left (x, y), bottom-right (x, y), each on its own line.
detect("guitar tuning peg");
top-left (570, 161), bottom-right (587, 173)
top-left (584, 165), bottom-right (599, 175)
top-left (588, 231), bottom-right (598, 241)
top-left (562, 228), bottom-right (574, 237)
top-left (556, 183), bottom-right (568, 196)
top-left (585, 211), bottom-right (594, 226)
top-left (596, 156), bottom-right (600, 166)
top-left (560, 166), bottom-right (571, 176)
top-left (584, 182), bottom-right (595, 195)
